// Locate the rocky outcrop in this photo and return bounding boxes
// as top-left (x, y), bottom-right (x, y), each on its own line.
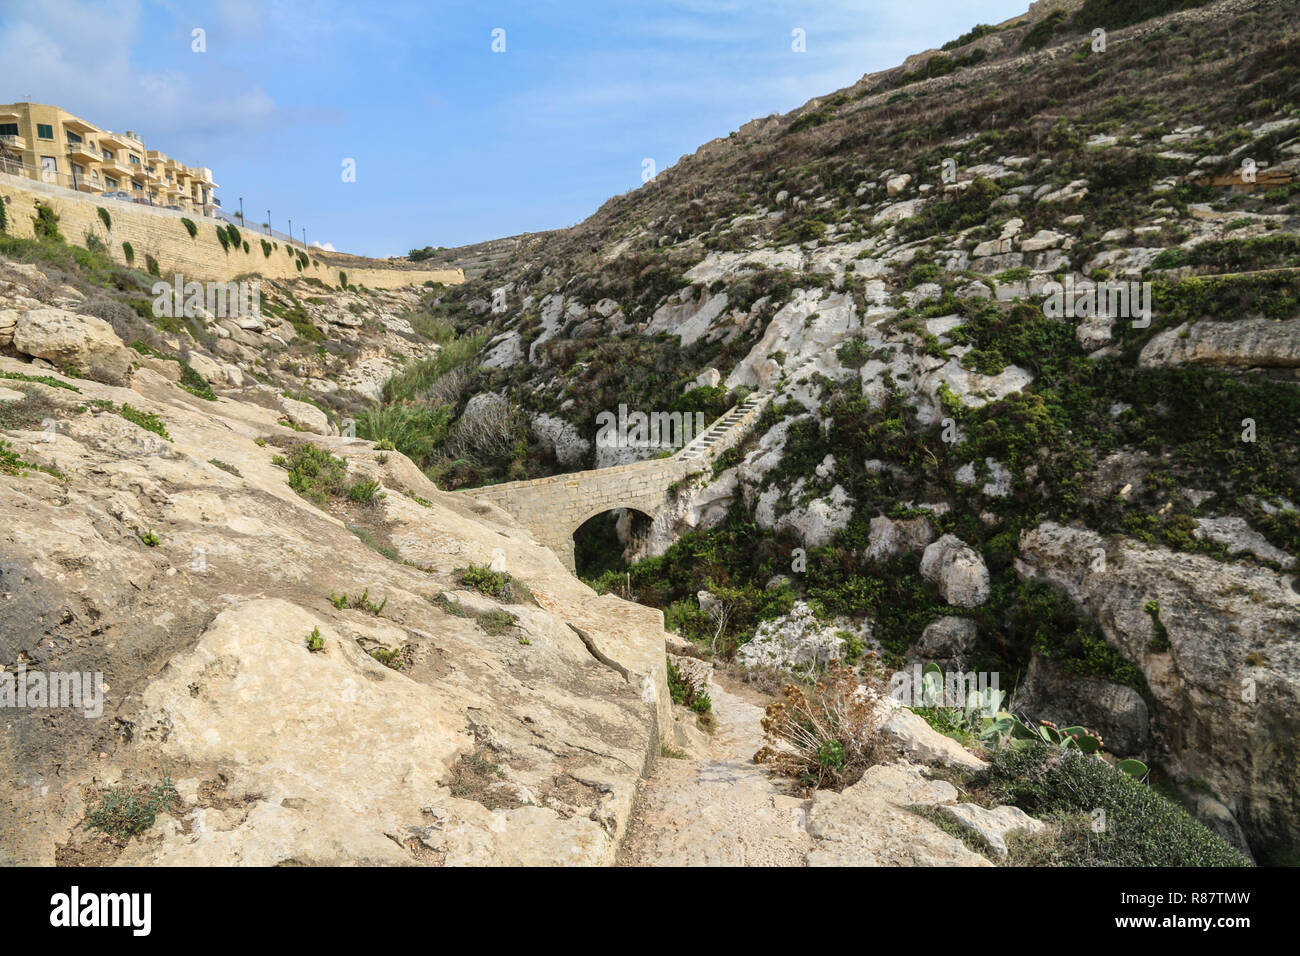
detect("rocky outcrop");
top-left (735, 601), bottom-right (868, 671)
top-left (1140, 319), bottom-right (1300, 369)
top-left (936, 802), bottom-right (1047, 858)
top-left (0, 355), bottom-right (670, 866)
top-left (1016, 521), bottom-right (1300, 858)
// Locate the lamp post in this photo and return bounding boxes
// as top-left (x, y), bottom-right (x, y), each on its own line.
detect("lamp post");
top-left (266, 210), bottom-right (271, 235)
top-left (289, 219), bottom-right (293, 248)
top-left (67, 144), bottom-right (77, 191)
top-left (238, 196), bottom-right (244, 223)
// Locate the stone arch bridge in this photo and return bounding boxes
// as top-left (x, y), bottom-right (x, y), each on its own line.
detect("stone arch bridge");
top-left (462, 391), bottom-right (773, 572)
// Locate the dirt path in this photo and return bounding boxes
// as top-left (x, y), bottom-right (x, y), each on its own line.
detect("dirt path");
top-left (618, 675), bottom-right (812, 866)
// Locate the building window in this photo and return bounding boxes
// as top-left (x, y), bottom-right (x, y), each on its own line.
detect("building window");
top-left (72, 163), bottom-right (84, 176)
top-left (129, 154), bottom-right (140, 164)
top-left (36, 123), bottom-right (54, 139)
top-left (106, 178), bottom-right (118, 188)
top-left (102, 149), bottom-right (114, 161)
top-left (66, 131), bottom-right (82, 144)
top-left (0, 123), bottom-right (17, 136)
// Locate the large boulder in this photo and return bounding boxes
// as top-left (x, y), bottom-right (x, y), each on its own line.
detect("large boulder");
top-left (920, 534), bottom-right (991, 607)
top-left (11, 307), bottom-right (133, 385)
top-left (864, 513), bottom-right (935, 562)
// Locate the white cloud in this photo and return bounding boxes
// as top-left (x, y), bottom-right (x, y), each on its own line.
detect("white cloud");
top-left (0, 0), bottom-right (284, 149)
top-left (310, 241), bottom-right (336, 251)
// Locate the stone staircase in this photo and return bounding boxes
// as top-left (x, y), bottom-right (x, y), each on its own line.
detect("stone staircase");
top-left (676, 389), bottom-right (773, 463)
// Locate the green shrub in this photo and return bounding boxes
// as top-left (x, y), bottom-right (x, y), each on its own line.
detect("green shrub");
top-left (144, 253), bottom-right (160, 277)
top-left (347, 477), bottom-right (384, 504)
top-left (121, 241), bottom-right (134, 265)
top-left (118, 403), bottom-right (170, 440)
top-left (215, 226), bottom-right (230, 252)
top-left (982, 744), bottom-right (1250, 866)
top-left (355, 402), bottom-right (452, 469)
top-left (32, 205), bottom-right (62, 241)
top-left (306, 626), bottom-right (324, 652)
top-left (1021, 11), bottom-right (1067, 51)
top-left (181, 217), bottom-right (197, 238)
top-left (0, 370), bottom-right (79, 392)
top-left (261, 239), bottom-right (272, 257)
top-left (330, 587), bottom-right (387, 616)
top-left (667, 656), bottom-right (714, 719)
top-left (178, 361), bottom-right (216, 400)
top-left (456, 564), bottom-right (532, 603)
top-left (97, 207), bottom-right (112, 231)
top-left (85, 774), bottom-right (177, 838)
top-left (225, 224), bottom-right (242, 248)
top-left (280, 443), bottom-right (349, 504)
top-left (0, 195), bottom-right (7, 233)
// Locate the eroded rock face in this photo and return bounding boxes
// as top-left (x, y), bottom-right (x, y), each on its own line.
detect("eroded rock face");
top-left (0, 356), bottom-right (669, 866)
top-left (1012, 654), bottom-right (1151, 757)
top-left (1140, 318), bottom-right (1300, 369)
top-left (1016, 521), bottom-right (1300, 858)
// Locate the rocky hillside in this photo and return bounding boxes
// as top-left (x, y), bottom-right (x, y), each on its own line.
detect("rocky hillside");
top-left (0, 0), bottom-right (1293, 868)
top-left (382, 0), bottom-right (1296, 863)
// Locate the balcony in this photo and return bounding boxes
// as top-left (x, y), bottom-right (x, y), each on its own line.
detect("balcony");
top-left (97, 130), bottom-right (139, 151)
top-left (75, 177), bottom-right (103, 193)
top-left (0, 133), bottom-right (26, 152)
top-left (62, 115), bottom-right (98, 135)
top-left (99, 155), bottom-right (131, 177)
top-left (67, 139), bottom-right (99, 159)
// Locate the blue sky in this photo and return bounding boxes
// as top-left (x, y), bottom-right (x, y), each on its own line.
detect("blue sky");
top-left (1, 0), bottom-right (1028, 257)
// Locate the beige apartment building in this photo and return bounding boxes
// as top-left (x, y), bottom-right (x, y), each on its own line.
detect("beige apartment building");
top-left (0, 102), bottom-right (219, 216)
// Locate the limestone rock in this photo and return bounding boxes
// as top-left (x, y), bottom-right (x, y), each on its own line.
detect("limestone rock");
top-left (1139, 319), bottom-right (1300, 369)
top-left (805, 764), bottom-right (992, 866)
top-left (1011, 653), bottom-right (1150, 757)
top-left (278, 396), bottom-right (332, 435)
top-left (881, 704), bottom-right (987, 771)
top-left (864, 513), bottom-right (936, 562)
top-left (1016, 521), bottom-right (1300, 855)
top-left (12, 308), bottom-right (133, 385)
top-left (920, 535), bottom-right (991, 607)
top-left (531, 413), bottom-right (591, 468)
top-left (936, 802), bottom-right (1047, 857)
top-left (914, 616), bottom-right (979, 666)
top-left (735, 601), bottom-right (859, 671)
